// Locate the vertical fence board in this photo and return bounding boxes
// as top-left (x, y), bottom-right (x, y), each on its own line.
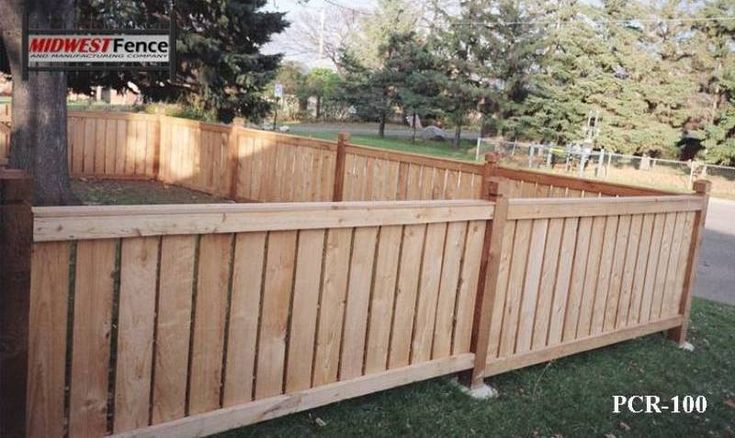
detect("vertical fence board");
top-left (255, 231), bottom-right (297, 399)
top-left (562, 216), bottom-right (592, 342)
top-left (388, 224), bottom-right (425, 368)
top-left (627, 213), bottom-right (654, 325)
top-left (411, 222), bottom-right (447, 363)
top-left (603, 215), bottom-right (631, 332)
top-left (547, 217), bottom-right (578, 346)
top-left (485, 220), bottom-right (516, 358)
top-left (639, 214), bottom-right (665, 323)
top-left (516, 219), bottom-right (548, 354)
top-left (650, 213), bottom-right (677, 320)
top-left (452, 220), bottom-right (487, 355)
top-left (499, 219), bottom-right (532, 357)
top-left (114, 237), bottom-right (159, 433)
top-left (69, 239), bottom-right (116, 437)
top-left (364, 225), bottom-right (402, 374)
top-left (285, 230), bottom-right (324, 392)
top-left (662, 213), bottom-right (690, 317)
top-left (590, 215), bottom-right (618, 335)
top-left (313, 228), bottom-right (352, 386)
top-left (532, 218), bottom-right (563, 349)
top-left (189, 234), bottom-right (232, 414)
top-left (224, 232), bottom-right (266, 405)
top-left (340, 227), bottom-right (379, 380)
top-left (577, 216), bottom-right (606, 337)
top-left (27, 242), bottom-right (69, 438)
top-left (152, 235), bottom-right (196, 424)
top-left (616, 214), bottom-right (643, 328)
top-left (432, 221), bottom-right (467, 359)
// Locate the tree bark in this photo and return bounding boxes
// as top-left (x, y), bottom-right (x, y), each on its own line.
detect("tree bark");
top-left (412, 112), bottom-right (416, 143)
top-left (378, 113), bottom-right (386, 138)
top-left (315, 95), bottom-right (321, 120)
top-left (453, 124), bottom-right (462, 150)
top-left (0, 0), bottom-right (77, 205)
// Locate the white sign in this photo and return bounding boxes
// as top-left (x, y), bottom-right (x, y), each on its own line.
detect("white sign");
top-left (274, 83), bottom-right (284, 98)
top-left (28, 34), bottom-right (169, 63)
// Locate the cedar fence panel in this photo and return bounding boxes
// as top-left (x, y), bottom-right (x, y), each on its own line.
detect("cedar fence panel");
top-left (26, 200), bottom-right (491, 437)
top-left (477, 190), bottom-right (707, 378)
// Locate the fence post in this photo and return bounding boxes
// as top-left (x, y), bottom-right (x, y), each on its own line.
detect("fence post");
top-left (461, 170), bottom-right (509, 388)
top-left (332, 132), bottom-right (349, 202)
top-left (668, 179), bottom-right (711, 345)
top-left (228, 125), bottom-right (240, 200)
top-left (0, 168), bottom-right (33, 438)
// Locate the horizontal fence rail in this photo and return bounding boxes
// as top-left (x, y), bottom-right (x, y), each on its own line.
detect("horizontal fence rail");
top-left (26, 200), bottom-right (491, 437)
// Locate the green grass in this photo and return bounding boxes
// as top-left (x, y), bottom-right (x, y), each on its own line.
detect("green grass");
top-left (294, 131), bottom-right (478, 161)
top-left (219, 298), bottom-right (735, 437)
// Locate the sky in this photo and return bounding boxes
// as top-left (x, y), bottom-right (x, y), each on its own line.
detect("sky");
top-left (262, 0), bottom-right (377, 67)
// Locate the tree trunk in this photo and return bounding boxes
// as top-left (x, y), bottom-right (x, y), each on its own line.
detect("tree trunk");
top-left (412, 112), bottom-right (416, 143)
top-left (453, 124), bottom-right (461, 150)
top-left (0, 0), bottom-right (77, 205)
top-left (315, 95), bottom-right (321, 120)
top-left (378, 113), bottom-right (386, 138)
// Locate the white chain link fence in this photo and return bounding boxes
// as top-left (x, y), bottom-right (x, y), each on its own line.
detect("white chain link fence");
top-left (476, 138), bottom-right (735, 198)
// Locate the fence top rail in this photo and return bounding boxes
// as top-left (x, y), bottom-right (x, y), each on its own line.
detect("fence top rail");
top-left (507, 194), bottom-right (705, 220)
top-left (493, 165), bottom-right (677, 196)
top-left (345, 143), bottom-right (483, 175)
top-left (68, 110), bottom-right (162, 121)
top-left (33, 199), bottom-right (494, 242)
top-left (236, 127), bottom-right (339, 152)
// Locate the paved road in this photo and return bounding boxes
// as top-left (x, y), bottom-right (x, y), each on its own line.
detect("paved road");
top-left (695, 198), bottom-right (735, 305)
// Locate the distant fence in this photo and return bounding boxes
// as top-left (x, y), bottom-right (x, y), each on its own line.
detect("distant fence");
top-left (1, 108), bottom-right (671, 202)
top-left (0, 113), bottom-right (711, 437)
top-left (479, 138), bottom-right (735, 198)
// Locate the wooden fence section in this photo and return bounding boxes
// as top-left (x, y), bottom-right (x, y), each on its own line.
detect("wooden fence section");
top-left (67, 112), bottom-right (161, 179)
top-left (1, 109), bottom-right (673, 202)
top-left (476, 190), bottom-right (707, 378)
top-left (489, 159), bottom-right (669, 198)
top-left (341, 144), bottom-right (484, 201)
top-left (27, 200), bottom-right (492, 437)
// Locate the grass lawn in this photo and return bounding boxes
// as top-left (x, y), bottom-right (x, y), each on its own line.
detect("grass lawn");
top-left (292, 130), bottom-right (479, 162)
top-left (220, 298), bottom-right (735, 437)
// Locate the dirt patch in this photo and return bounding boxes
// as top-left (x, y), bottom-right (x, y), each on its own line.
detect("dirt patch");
top-left (72, 178), bottom-right (232, 205)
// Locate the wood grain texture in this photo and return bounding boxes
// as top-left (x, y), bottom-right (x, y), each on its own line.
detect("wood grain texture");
top-left (69, 239), bottom-right (116, 437)
top-left (224, 232), bottom-right (267, 405)
top-left (27, 242), bottom-right (69, 438)
top-left (114, 237), bottom-right (159, 433)
top-left (313, 228), bottom-right (352, 385)
top-left (255, 231), bottom-right (297, 399)
top-left (152, 236), bottom-right (196, 424)
top-left (189, 234), bottom-right (232, 414)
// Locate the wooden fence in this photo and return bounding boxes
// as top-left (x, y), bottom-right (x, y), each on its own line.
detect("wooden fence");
top-left (26, 200), bottom-right (491, 437)
top-left (0, 109), bottom-right (669, 202)
top-left (0, 111), bottom-right (711, 437)
top-left (475, 188), bottom-right (708, 380)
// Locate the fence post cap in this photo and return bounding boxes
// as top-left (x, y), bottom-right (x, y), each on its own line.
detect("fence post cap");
top-left (484, 152), bottom-right (498, 165)
top-left (693, 179), bottom-right (711, 194)
top-left (337, 132), bottom-right (351, 143)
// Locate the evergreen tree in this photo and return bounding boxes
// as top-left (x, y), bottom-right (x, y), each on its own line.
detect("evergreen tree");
top-left (70, 0), bottom-right (288, 122)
